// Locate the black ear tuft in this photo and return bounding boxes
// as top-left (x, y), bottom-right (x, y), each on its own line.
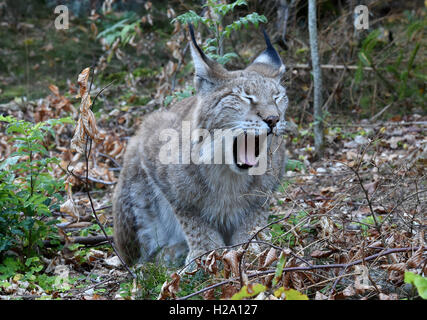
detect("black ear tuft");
top-left (187, 23), bottom-right (229, 93)
top-left (246, 27), bottom-right (285, 79)
top-left (261, 27), bottom-right (273, 48)
top-left (255, 27), bottom-right (283, 68)
top-left (188, 23), bottom-right (206, 60)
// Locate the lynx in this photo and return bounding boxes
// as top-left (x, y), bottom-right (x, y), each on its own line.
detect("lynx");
top-left (113, 26), bottom-right (289, 266)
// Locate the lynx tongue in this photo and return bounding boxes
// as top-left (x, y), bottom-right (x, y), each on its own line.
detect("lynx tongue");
top-left (237, 136), bottom-right (258, 166)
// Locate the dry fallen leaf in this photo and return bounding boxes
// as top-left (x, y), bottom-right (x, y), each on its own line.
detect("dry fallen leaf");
top-left (222, 250), bottom-right (241, 278)
top-left (315, 291), bottom-right (328, 300)
top-left (59, 199), bottom-right (79, 220)
top-left (379, 293), bottom-right (398, 300)
top-left (354, 265), bottom-right (377, 293)
top-left (387, 136), bottom-right (405, 149)
top-left (310, 249), bottom-right (334, 259)
top-left (320, 186), bottom-right (338, 195)
top-left (71, 67), bottom-right (105, 154)
top-left (158, 272), bottom-right (181, 300)
top-left (262, 248), bottom-right (278, 269)
top-left (342, 284), bottom-right (356, 297)
top-left (60, 176), bottom-right (80, 220)
top-left (104, 256), bottom-right (122, 268)
top-left (220, 283), bottom-right (238, 299)
top-left (202, 287), bottom-right (216, 300)
top-left (205, 251), bottom-right (219, 275)
top-left (48, 84), bottom-right (60, 97)
top-left (406, 246), bottom-right (424, 268)
top-left (380, 262), bottom-right (406, 273)
top-left (363, 180), bottom-right (379, 195)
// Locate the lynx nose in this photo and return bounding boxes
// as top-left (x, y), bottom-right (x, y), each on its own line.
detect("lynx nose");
top-left (264, 115), bottom-right (279, 130)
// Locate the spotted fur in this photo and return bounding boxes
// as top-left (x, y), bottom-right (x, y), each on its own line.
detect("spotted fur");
top-left (113, 28), bottom-right (289, 265)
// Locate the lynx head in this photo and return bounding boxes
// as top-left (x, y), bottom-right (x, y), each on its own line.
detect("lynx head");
top-left (188, 25), bottom-right (288, 174)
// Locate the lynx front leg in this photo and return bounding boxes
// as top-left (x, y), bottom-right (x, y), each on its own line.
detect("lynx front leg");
top-left (176, 212), bottom-right (225, 265)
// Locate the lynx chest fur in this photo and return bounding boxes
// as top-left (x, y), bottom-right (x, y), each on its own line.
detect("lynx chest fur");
top-left (113, 26), bottom-right (289, 265)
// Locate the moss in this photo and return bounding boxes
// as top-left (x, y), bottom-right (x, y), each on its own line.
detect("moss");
top-left (101, 71), bottom-right (128, 83)
top-left (132, 67), bottom-right (159, 78)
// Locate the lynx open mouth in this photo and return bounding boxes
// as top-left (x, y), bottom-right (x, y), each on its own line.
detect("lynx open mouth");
top-left (232, 132), bottom-right (266, 170)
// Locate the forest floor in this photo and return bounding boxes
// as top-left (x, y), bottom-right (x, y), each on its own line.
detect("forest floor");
top-left (0, 2), bottom-right (426, 300)
top-left (0, 84), bottom-right (425, 299)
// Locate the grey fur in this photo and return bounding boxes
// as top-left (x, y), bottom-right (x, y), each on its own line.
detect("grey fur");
top-left (113, 30), bottom-right (289, 266)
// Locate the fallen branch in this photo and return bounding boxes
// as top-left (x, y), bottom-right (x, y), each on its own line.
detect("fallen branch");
top-left (370, 103), bottom-right (393, 122)
top-left (98, 152), bottom-right (122, 169)
top-left (291, 63), bottom-right (373, 71)
top-left (43, 235), bottom-right (113, 247)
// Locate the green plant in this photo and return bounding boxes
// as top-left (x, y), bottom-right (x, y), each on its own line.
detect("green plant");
top-left (355, 16), bottom-right (426, 108)
top-left (270, 210), bottom-right (316, 248)
top-left (164, 85), bottom-right (195, 107)
top-left (119, 263), bottom-right (168, 299)
top-left (173, 0), bottom-right (267, 65)
top-left (273, 287), bottom-right (309, 300)
top-left (96, 12), bottom-right (140, 47)
top-left (0, 115), bottom-right (73, 258)
top-left (0, 255), bottom-right (78, 295)
top-left (360, 215), bottom-right (383, 236)
top-left (404, 271), bottom-right (427, 299)
top-left (231, 283), bottom-right (266, 300)
top-left (285, 159), bottom-right (305, 172)
top-left (79, 224), bottom-right (113, 237)
top-left (95, 12), bottom-right (142, 64)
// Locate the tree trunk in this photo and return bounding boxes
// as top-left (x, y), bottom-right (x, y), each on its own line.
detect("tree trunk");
top-left (308, 0), bottom-right (324, 158)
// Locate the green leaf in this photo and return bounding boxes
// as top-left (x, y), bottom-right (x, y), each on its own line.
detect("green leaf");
top-left (25, 256), bottom-right (40, 267)
top-left (164, 95), bottom-right (174, 107)
top-left (285, 159), bottom-right (305, 172)
top-left (355, 61), bottom-right (363, 84)
top-left (172, 10), bottom-right (206, 28)
top-left (6, 123), bottom-right (27, 135)
top-left (274, 287), bottom-right (309, 300)
top-left (97, 18), bottom-right (130, 40)
top-left (413, 72), bottom-right (427, 81)
top-left (272, 252), bottom-right (287, 286)
top-left (404, 271), bottom-right (427, 299)
top-left (0, 115), bottom-right (16, 124)
top-left (358, 52), bottom-right (371, 66)
top-left (361, 29), bottom-right (380, 53)
top-left (216, 52), bottom-right (238, 65)
top-left (0, 155), bottom-right (21, 170)
top-left (0, 257), bottom-right (22, 280)
top-left (231, 283), bottom-right (266, 300)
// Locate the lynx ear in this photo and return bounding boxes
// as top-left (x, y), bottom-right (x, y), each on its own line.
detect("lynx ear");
top-left (246, 28), bottom-right (285, 80)
top-left (188, 24), bottom-right (228, 93)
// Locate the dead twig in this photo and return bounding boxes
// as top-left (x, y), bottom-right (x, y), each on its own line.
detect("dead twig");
top-left (43, 235), bottom-right (113, 247)
top-left (98, 152), bottom-right (122, 168)
top-left (83, 138), bottom-right (135, 278)
top-left (370, 103), bottom-right (393, 122)
top-left (65, 68), bottom-right (136, 279)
